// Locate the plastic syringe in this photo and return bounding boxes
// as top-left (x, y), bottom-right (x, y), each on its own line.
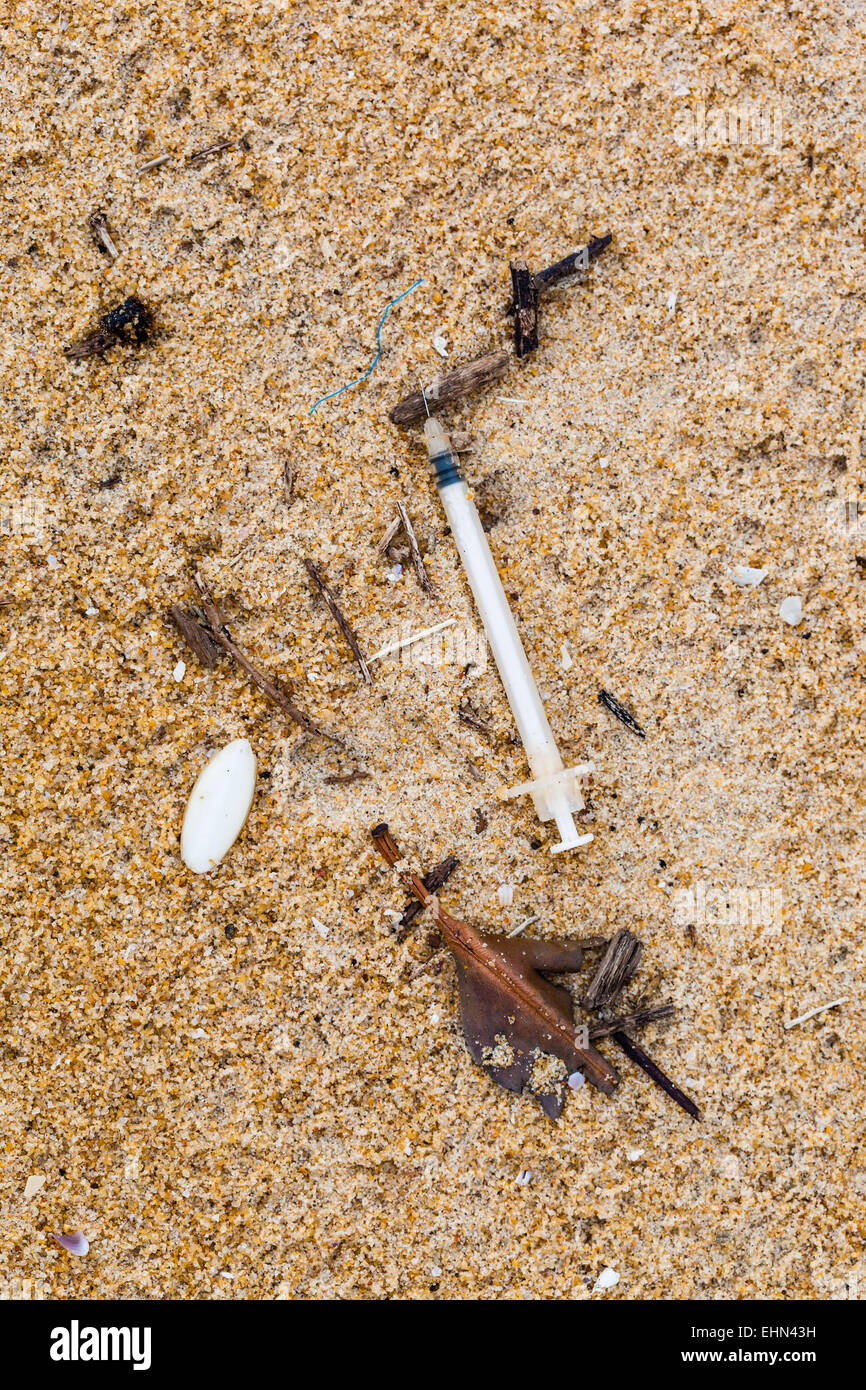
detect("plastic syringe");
top-left (424, 415), bottom-right (593, 853)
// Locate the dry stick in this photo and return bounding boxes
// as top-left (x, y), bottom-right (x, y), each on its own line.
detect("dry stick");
top-left (324, 770), bottom-right (371, 786)
top-left (533, 233), bottom-right (613, 290)
top-left (614, 1032), bottom-right (701, 1121)
top-left (303, 559), bottom-right (372, 684)
top-left (395, 501), bottom-right (432, 595)
top-left (168, 604), bottom-right (222, 669)
top-left (510, 259), bottom-right (539, 358)
top-left (583, 930), bottom-right (700, 1120)
top-left (188, 140), bottom-right (234, 162)
top-left (396, 854), bottom-right (460, 937)
top-left (388, 350), bottom-right (510, 426)
top-left (588, 1003), bottom-right (675, 1040)
top-left (193, 572), bottom-right (328, 738)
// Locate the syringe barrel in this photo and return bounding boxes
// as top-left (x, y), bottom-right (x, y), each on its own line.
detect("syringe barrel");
top-left (436, 476), bottom-right (560, 774)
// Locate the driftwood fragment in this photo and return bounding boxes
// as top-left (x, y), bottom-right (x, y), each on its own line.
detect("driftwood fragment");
top-left (168, 604), bottom-right (223, 669)
top-left (303, 558), bottom-right (372, 684)
top-left (388, 351), bottom-right (509, 426)
top-left (588, 1003), bottom-right (675, 1040)
top-left (507, 235), bottom-right (613, 358)
top-left (510, 258), bottom-right (539, 358)
top-left (582, 929), bottom-right (643, 1010)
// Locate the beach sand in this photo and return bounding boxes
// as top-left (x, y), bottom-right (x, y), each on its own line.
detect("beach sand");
top-left (1, 1), bottom-right (863, 1299)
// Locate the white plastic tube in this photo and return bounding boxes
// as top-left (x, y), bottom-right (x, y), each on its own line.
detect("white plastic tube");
top-left (425, 418), bottom-right (592, 852)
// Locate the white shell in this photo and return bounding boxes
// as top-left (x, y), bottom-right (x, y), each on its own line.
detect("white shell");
top-left (497, 883), bottom-right (515, 907)
top-left (731, 565), bottom-right (768, 587)
top-left (593, 1266), bottom-right (620, 1292)
top-left (780, 595), bottom-right (803, 626)
top-left (181, 739), bottom-right (257, 874)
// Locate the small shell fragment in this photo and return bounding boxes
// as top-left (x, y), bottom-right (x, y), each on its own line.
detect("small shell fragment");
top-left (55, 1231), bottom-right (89, 1257)
top-left (568, 1071), bottom-right (585, 1090)
top-left (731, 565), bottom-right (768, 587)
top-left (497, 883), bottom-right (515, 907)
top-left (24, 1174), bottom-right (46, 1199)
top-left (173, 660), bottom-right (186, 682)
top-left (593, 1266), bottom-right (619, 1292)
top-left (780, 595), bottom-right (803, 626)
top-left (433, 334), bottom-right (449, 358)
top-left (180, 738), bottom-right (257, 874)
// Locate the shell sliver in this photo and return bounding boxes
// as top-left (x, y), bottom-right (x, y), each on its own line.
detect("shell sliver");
top-left (180, 738), bottom-right (257, 874)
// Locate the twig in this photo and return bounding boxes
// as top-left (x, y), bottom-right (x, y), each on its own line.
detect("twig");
top-left (136, 154), bottom-right (172, 174)
top-left (188, 140), bottom-right (234, 163)
top-left (388, 351), bottom-right (509, 426)
top-left (168, 604), bottom-right (223, 669)
top-left (324, 770), bottom-right (371, 786)
top-left (599, 688), bottom-right (646, 738)
top-left (533, 234), bottom-right (613, 290)
top-left (303, 559), bottom-right (372, 685)
top-left (88, 211), bottom-right (119, 260)
top-left (396, 854), bottom-right (460, 937)
top-left (588, 1003), bottom-right (675, 1040)
top-left (510, 259), bottom-right (539, 358)
top-left (283, 457), bottom-right (294, 501)
top-left (193, 572), bottom-right (329, 737)
top-left (395, 501), bottom-right (432, 595)
top-left (613, 1031), bottom-right (701, 1121)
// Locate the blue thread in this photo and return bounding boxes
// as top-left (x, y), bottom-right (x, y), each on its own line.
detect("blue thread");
top-left (309, 278), bottom-right (424, 415)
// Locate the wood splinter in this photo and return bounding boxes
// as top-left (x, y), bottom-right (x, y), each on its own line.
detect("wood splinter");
top-left (388, 350), bottom-right (509, 426)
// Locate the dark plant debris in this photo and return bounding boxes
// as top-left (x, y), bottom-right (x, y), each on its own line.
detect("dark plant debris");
top-left (65, 295), bottom-right (154, 360)
top-left (599, 688), bottom-right (646, 737)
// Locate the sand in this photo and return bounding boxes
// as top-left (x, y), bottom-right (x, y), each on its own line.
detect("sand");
top-left (1, 1), bottom-right (863, 1300)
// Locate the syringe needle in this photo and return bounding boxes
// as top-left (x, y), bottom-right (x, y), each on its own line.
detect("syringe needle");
top-left (424, 416), bottom-right (593, 853)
